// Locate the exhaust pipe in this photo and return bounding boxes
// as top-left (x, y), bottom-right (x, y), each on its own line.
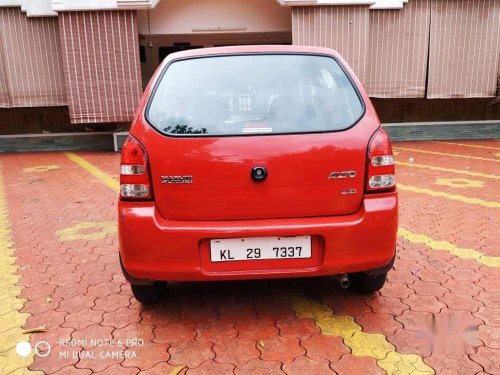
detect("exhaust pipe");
top-left (339, 274), bottom-right (350, 289)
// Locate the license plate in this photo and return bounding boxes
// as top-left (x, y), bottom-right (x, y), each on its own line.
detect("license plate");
top-left (210, 236), bottom-right (311, 262)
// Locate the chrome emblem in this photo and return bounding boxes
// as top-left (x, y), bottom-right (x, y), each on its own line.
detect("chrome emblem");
top-left (340, 189), bottom-right (357, 195)
top-left (161, 176), bottom-right (193, 184)
top-left (329, 171), bottom-right (357, 179)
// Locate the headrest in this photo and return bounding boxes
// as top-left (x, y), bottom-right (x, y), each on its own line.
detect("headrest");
top-left (268, 95), bottom-right (305, 121)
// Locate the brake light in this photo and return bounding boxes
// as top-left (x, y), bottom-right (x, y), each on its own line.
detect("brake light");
top-left (120, 136), bottom-right (152, 200)
top-left (366, 128), bottom-right (396, 193)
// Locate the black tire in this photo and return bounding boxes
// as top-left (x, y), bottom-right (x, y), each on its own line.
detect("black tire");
top-left (350, 272), bottom-right (387, 294)
top-left (131, 283), bottom-right (167, 304)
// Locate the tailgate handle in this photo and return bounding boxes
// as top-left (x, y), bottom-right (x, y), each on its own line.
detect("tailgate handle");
top-left (251, 166), bottom-right (268, 182)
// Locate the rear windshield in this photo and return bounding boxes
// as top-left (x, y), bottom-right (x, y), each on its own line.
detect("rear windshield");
top-left (147, 54), bottom-right (364, 136)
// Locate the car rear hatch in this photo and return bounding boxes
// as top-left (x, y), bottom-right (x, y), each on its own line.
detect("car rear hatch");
top-left (145, 129), bottom-right (368, 221)
top-left (141, 52), bottom-right (372, 221)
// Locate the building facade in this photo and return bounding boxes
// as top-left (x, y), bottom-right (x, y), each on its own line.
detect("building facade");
top-left (0, 0), bottom-right (499, 135)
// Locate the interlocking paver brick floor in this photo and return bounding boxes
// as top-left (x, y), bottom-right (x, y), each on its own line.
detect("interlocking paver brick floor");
top-left (0, 139), bottom-right (499, 374)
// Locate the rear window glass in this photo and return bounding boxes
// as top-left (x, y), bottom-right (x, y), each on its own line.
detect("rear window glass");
top-left (147, 54), bottom-right (364, 136)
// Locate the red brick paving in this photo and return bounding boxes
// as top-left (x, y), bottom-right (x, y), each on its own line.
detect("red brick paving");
top-left (330, 355), bottom-right (385, 375)
top-left (186, 361), bottom-right (235, 375)
top-left (300, 334), bottom-right (347, 361)
top-left (395, 159), bottom-right (499, 258)
top-left (258, 335), bottom-right (304, 363)
top-left (283, 355), bottom-right (334, 374)
top-left (356, 311), bottom-right (404, 336)
top-left (212, 338), bottom-right (260, 367)
top-left (138, 362), bottom-right (182, 375)
top-left (234, 358), bottom-right (284, 375)
top-left (1, 140), bottom-right (499, 374)
top-left (275, 316), bottom-right (320, 339)
top-left (168, 339), bottom-right (215, 368)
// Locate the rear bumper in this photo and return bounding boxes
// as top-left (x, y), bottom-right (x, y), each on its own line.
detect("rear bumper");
top-left (118, 192), bottom-right (398, 283)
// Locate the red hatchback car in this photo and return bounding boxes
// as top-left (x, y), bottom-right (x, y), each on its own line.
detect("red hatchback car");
top-left (119, 45), bottom-right (398, 303)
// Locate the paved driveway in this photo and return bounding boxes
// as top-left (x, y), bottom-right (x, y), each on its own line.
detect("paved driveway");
top-left (0, 140), bottom-right (498, 374)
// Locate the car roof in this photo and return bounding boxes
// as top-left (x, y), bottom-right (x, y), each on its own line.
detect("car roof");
top-left (165, 45), bottom-right (341, 61)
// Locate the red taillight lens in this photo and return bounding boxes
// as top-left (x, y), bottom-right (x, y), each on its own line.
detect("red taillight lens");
top-left (120, 136), bottom-right (152, 200)
top-left (366, 128), bottom-right (396, 193)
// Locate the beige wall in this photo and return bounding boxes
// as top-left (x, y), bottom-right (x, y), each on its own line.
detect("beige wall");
top-left (137, 0), bottom-right (292, 35)
top-left (137, 0), bottom-right (293, 86)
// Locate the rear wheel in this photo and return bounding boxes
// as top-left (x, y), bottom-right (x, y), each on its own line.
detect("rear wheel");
top-left (350, 272), bottom-right (387, 294)
top-left (131, 282), bottom-right (167, 304)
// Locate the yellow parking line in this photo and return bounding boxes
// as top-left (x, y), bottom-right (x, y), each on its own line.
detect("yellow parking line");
top-left (395, 161), bottom-right (500, 180)
top-left (291, 295), bottom-right (434, 375)
top-left (397, 183), bottom-right (500, 208)
top-left (56, 222), bottom-right (117, 242)
top-left (433, 141), bottom-right (500, 151)
top-left (399, 228), bottom-right (499, 267)
top-left (64, 152), bottom-right (119, 192)
top-left (394, 147), bottom-right (500, 163)
top-left (0, 166), bottom-right (41, 374)
top-left (434, 178), bottom-right (484, 189)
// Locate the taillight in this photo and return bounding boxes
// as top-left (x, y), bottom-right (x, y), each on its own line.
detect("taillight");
top-left (366, 128), bottom-right (396, 193)
top-left (120, 136), bottom-right (152, 200)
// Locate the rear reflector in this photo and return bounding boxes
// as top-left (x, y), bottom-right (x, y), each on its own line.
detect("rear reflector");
top-left (120, 184), bottom-right (150, 198)
top-left (368, 174), bottom-right (395, 189)
top-left (120, 165), bottom-right (145, 175)
top-left (371, 155), bottom-right (394, 166)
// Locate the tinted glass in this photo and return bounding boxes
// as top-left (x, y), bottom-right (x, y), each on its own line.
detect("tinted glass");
top-left (147, 54), bottom-right (364, 136)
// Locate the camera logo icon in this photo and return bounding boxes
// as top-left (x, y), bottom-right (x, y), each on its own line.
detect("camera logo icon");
top-left (16, 341), bottom-right (51, 357)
